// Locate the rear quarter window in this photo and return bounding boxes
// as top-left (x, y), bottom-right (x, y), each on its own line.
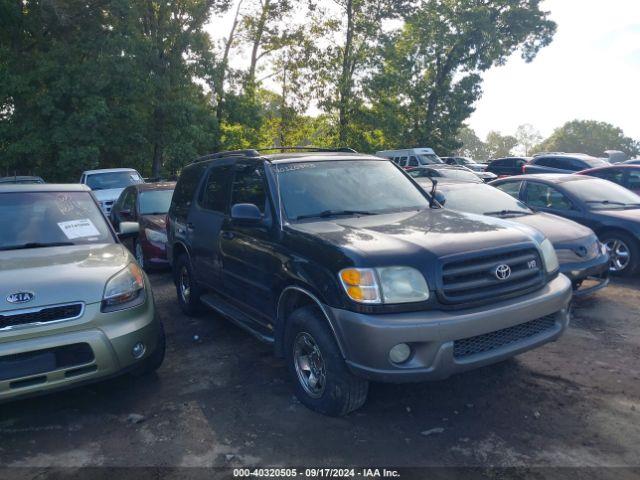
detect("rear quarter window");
top-left (171, 163), bottom-right (207, 218)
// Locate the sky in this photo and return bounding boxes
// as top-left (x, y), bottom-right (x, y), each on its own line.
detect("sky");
top-left (207, 0), bottom-right (640, 141)
top-left (468, 0), bottom-right (640, 140)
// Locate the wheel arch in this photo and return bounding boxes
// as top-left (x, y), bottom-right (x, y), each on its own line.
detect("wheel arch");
top-left (275, 285), bottom-right (346, 359)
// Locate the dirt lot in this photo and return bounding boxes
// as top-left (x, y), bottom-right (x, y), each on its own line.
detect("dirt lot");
top-left (1, 273), bottom-right (639, 474)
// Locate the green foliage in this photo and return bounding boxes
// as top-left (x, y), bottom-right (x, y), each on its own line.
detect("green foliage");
top-left (536, 120), bottom-right (640, 157)
top-left (485, 131), bottom-right (518, 159)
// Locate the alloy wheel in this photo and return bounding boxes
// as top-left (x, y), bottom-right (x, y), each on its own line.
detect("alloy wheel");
top-left (605, 238), bottom-right (631, 272)
top-left (293, 332), bottom-right (326, 399)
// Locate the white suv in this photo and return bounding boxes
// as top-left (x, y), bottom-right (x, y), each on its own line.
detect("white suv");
top-left (80, 168), bottom-right (144, 214)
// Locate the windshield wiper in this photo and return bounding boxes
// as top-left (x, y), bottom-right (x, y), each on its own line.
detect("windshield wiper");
top-left (484, 210), bottom-right (532, 217)
top-left (0, 242), bottom-right (75, 251)
top-left (295, 210), bottom-right (377, 221)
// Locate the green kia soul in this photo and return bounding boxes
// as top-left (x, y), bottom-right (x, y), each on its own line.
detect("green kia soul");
top-left (0, 184), bottom-right (165, 401)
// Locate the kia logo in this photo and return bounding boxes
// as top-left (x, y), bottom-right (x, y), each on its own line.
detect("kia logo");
top-left (6, 292), bottom-right (35, 304)
top-left (495, 264), bottom-right (511, 281)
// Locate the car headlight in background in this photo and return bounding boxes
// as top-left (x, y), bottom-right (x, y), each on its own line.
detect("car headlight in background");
top-left (339, 267), bottom-right (430, 304)
top-left (145, 228), bottom-right (167, 244)
top-left (539, 238), bottom-right (559, 274)
top-left (102, 263), bottom-right (146, 312)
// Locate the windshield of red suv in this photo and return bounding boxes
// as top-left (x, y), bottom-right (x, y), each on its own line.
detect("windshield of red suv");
top-left (275, 160), bottom-right (430, 220)
top-left (0, 192), bottom-right (114, 251)
top-left (86, 171), bottom-right (143, 191)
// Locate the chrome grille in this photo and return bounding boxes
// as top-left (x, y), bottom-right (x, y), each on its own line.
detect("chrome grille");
top-left (453, 316), bottom-right (557, 359)
top-left (0, 303), bottom-right (84, 331)
top-left (440, 247), bottom-right (544, 306)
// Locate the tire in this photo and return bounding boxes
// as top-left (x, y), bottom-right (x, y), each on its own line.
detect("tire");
top-left (131, 322), bottom-right (166, 377)
top-left (285, 306), bottom-right (368, 416)
top-left (134, 240), bottom-right (146, 271)
top-left (601, 231), bottom-right (639, 277)
top-left (174, 253), bottom-right (204, 316)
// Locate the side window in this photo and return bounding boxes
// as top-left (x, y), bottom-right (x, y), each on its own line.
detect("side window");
top-left (625, 170), bottom-right (640, 190)
top-left (491, 159), bottom-right (506, 168)
top-left (399, 157), bottom-right (408, 167)
top-left (408, 156), bottom-right (419, 167)
top-left (123, 190), bottom-right (136, 214)
top-left (231, 163), bottom-right (268, 214)
top-left (592, 170), bottom-right (624, 184)
top-left (566, 158), bottom-right (588, 171)
top-left (171, 163), bottom-right (207, 218)
top-left (495, 181), bottom-right (522, 199)
top-left (534, 157), bottom-right (555, 168)
top-left (526, 183), bottom-right (572, 210)
top-left (201, 165), bottom-right (234, 213)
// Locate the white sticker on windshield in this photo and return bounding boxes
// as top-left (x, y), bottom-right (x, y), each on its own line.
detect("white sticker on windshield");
top-left (57, 219), bottom-right (101, 240)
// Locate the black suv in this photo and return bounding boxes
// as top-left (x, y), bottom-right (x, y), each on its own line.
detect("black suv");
top-left (167, 149), bottom-right (572, 416)
top-left (523, 154), bottom-right (609, 175)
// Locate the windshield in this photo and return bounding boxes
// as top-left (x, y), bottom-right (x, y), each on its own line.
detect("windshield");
top-left (418, 154), bottom-right (443, 165)
top-left (86, 171), bottom-right (143, 191)
top-left (139, 189), bottom-right (174, 215)
top-left (0, 192), bottom-right (113, 250)
top-left (442, 185), bottom-right (532, 216)
top-left (563, 179), bottom-right (640, 209)
top-left (275, 160), bottom-right (430, 220)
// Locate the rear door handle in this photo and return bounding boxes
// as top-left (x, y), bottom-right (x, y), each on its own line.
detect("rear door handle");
top-left (222, 231), bottom-right (235, 240)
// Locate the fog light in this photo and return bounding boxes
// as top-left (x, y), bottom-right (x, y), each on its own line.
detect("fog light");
top-left (389, 343), bottom-right (411, 364)
top-left (132, 342), bottom-right (146, 359)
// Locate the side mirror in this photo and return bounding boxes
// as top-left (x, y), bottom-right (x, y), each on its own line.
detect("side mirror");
top-left (231, 203), bottom-right (262, 224)
top-left (434, 191), bottom-right (446, 206)
top-left (118, 221), bottom-right (140, 239)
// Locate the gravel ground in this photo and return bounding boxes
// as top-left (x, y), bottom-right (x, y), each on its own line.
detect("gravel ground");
top-left (1, 273), bottom-right (639, 476)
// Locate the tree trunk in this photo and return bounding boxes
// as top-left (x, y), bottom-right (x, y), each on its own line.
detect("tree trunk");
top-left (216, 0), bottom-right (244, 129)
top-left (247, 0), bottom-right (271, 95)
top-left (338, 0), bottom-right (354, 146)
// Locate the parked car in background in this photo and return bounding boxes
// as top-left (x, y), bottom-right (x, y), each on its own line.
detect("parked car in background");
top-left (437, 182), bottom-right (609, 296)
top-left (604, 150), bottom-right (628, 164)
top-left (0, 176), bottom-right (45, 184)
top-left (376, 148), bottom-right (443, 168)
top-left (80, 168), bottom-right (145, 215)
top-left (167, 148), bottom-right (571, 416)
top-left (407, 165), bottom-right (483, 184)
top-left (577, 165), bottom-right (640, 195)
top-left (523, 153), bottom-right (609, 175)
top-left (491, 174), bottom-right (640, 276)
top-left (486, 157), bottom-right (531, 177)
top-left (0, 184), bottom-right (165, 402)
top-left (442, 156), bottom-right (488, 172)
top-left (110, 182), bottom-right (175, 270)
top-left (623, 159), bottom-right (640, 165)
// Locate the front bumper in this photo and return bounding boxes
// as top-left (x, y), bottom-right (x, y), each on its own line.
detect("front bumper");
top-left (560, 252), bottom-right (610, 297)
top-left (328, 274), bottom-right (572, 383)
top-left (0, 291), bottom-right (162, 402)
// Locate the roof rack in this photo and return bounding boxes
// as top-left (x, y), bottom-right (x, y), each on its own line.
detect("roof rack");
top-left (258, 146), bottom-right (358, 154)
top-left (195, 149), bottom-right (262, 162)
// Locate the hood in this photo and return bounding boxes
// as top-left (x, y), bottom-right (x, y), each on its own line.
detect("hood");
top-left (92, 188), bottom-right (125, 203)
top-left (0, 244), bottom-right (132, 310)
top-left (141, 214), bottom-right (167, 231)
top-left (287, 208), bottom-right (543, 267)
top-left (506, 212), bottom-right (595, 244)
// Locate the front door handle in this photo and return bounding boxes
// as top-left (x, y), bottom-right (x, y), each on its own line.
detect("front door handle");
top-left (222, 231), bottom-right (235, 240)
top-left (187, 222), bottom-right (195, 231)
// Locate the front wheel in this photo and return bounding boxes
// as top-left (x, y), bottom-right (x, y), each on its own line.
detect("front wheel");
top-left (174, 254), bottom-right (204, 316)
top-left (285, 306), bottom-right (368, 416)
top-left (602, 231), bottom-right (639, 276)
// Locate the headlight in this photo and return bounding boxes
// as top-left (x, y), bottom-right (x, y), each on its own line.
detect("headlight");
top-left (539, 239), bottom-right (559, 274)
top-left (145, 228), bottom-right (167, 244)
top-left (339, 267), bottom-right (429, 304)
top-left (102, 263), bottom-right (145, 312)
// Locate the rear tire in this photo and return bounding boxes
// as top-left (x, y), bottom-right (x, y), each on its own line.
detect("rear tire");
top-left (601, 231), bottom-right (639, 276)
top-left (285, 306), bottom-right (368, 416)
top-left (174, 254), bottom-right (204, 316)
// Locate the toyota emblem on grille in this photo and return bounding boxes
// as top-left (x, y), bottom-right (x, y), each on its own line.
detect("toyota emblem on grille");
top-left (495, 264), bottom-right (511, 281)
top-left (6, 291), bottom-right (35, 304)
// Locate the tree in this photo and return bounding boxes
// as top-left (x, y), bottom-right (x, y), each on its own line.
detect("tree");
top-left (514, 123), bottom-right (542, 156)
top-left (485, 131), bottom-right (518, 159)
top-left (536, 120), bottom-right (639, 157)
top-left (367, 0), bottom-right (556, 153)
top-left (456, 126), bottom-right (489, 160)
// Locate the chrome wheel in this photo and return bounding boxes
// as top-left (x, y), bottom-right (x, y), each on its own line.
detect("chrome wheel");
top-left (293, 332), bottom-right (326, 399)
top-left (179, 266), bottom-right (191, 303)
top-left (135, 242), bottom-right (145, 269)
top-left (605, 238), bottom-right (631, 272)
